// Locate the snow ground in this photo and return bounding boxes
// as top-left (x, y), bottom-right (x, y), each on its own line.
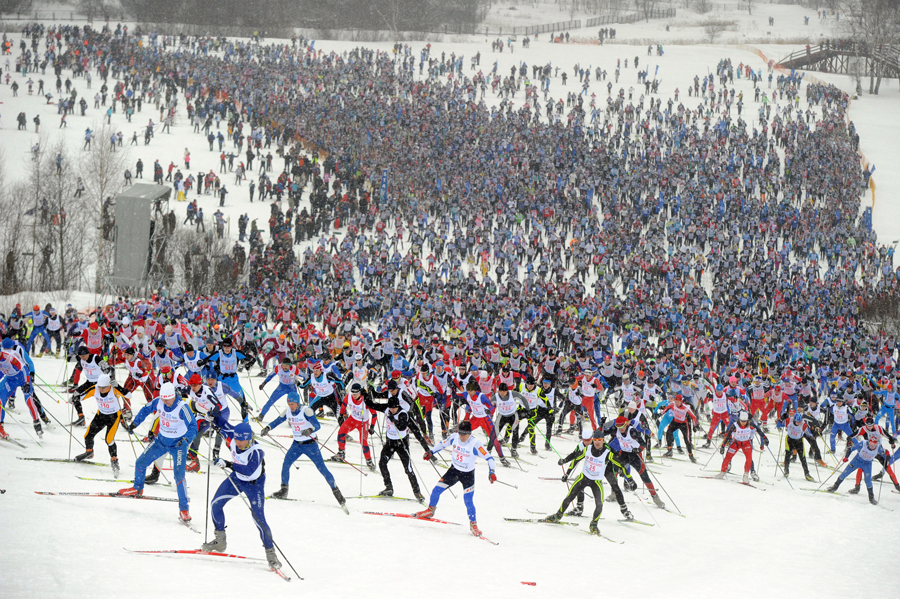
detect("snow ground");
top-left (1, 356), bottom-right (898, 598)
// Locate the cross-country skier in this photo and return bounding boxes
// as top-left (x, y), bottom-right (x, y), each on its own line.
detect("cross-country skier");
top-left (74, 374), bottom-right (125, 475)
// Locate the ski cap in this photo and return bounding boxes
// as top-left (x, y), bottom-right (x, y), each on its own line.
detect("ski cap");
top-left (458, 421), bottom-right (473, 434)
top-left (615, 415), bottom-right (629, 428)
top-left (627, 401), bottom-right (637, 410)
top-left (287, 392), bottom-right (301, 404)
top-left (1, 338), bottom-right (14, 350)
top-left (739, 411), bottom-right (749, 422)
top-left (793, 413), bottom-right (803, 424)
top-left (591, 428), bottom-right (604, 440)
top-left (189, 373), bottom-right (203, 385)
top-left (97, 374), bottom-right (111, 388)
top-left (159, 382), bottom-right (177, 401)
top-left (233, 422), bottom-right (253, 441)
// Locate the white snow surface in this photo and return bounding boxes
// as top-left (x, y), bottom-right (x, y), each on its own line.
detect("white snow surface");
top-left (1, 357), bottom-right (899, 598)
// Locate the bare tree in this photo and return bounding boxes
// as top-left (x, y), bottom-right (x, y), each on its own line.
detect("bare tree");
top-left (693, 0), bottom-right (712, 14)
top-left (634, 0), bottom-right (661, 21)
top-left (840, 0), bottom-right (900, 94)
top-left (79, 124), bottom-right (130, 291)
top-left (703, 20), bottom-right (731, 43)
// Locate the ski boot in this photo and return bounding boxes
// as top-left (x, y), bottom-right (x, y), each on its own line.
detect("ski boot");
top-left (377, 486), bottom-right (394, 497)
top-left (675, 446), bottom-right (684, 455)
top-left (544, 441), bottom-right (552, 451)
top-left (366, 458), bottom-right (376, 472)
top-left (653, 439), bottom-right (662, 449)
top-left (826, 479), bottom-right (842, 493)
top-left (688, 453), bottom-right (697, 464)
top-left (0, 424), bottom-right (9, 440)
top-left (201, 529), bottom-right (227, 553)
top-left (8, 398), bottom-right (14, 410)
top-left (74, 448), bottom-right (94, 462)
top-left (624, 478), bottom-right (637, 492)
top-left (588, 522), bottom-right (600, 535)
top-left (701, 440), bottom-right (712, 449)
top-left (272, 484), bottom-right (289, 499)
top-left (750, 471), bottom-right (759, 482)
top-left (567, 504), bottom-right (583, 517)
top-left (117, 486), bottom-right (143, 497)
top-left (566, 425), bottom-right (576, 435)
top-left (500, 457), bottom-right (511, 467)
top-left (783, 468), bottom-right (790, 478)
top-left (41, 413), bottom-right (51, 425)
top-left (265, 547), bottom-right (282, 569)
top-left (145, 465), bottom-right (161, 484)
top-left (848, 484), bottom-right (860, 495)
top-left (186, 454), bottom-right (200, 472)
top-left (872, 471), bottom-right (883, 482)
top-left (510, 447), bottom-right (519, 459)
top-left (179, 510), bottom-right (192, 523)
top-left (645, 452), bottom-right (654, 463)
top-left (111, 457), bottom-right (120, 477)
top-left (804, 473), bottom-right (814, 482)
top-left (742, 473), bottom-right (750, 484)
top-left (414, 505), bottom-right (436, 519)
top-left (530, 447), bottom-right (538, 455)
top-left (470, 521), bottom-right (482, 537)
top-left (33, 420), bottom-right (43, 438)
top-left (413, 489), bottom-right (426, 503)
top-left (543, 511), bottom-right (563, 523)
top-left (620, 506), bottom-right (633, 521)
top-left (663, 448), bottom-right (673, 458)
top-left (330, 450), bottom-right (346, 462)
top-left (71, 414), bottom-right (85, 427)
top-left (332, 486), bottom-right (347, 511)
top-left (868, 488), bottom-right (878, 506)
top-left (713, 471), bottom-right (726, 479)
top-left (651, 493), bottom-right (666, 509)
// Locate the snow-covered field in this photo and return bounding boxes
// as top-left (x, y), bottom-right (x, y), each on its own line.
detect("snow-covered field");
top-left (2, 5), bottom-right (900, 597)
top-left (1, 357), bottom-right (898, 598)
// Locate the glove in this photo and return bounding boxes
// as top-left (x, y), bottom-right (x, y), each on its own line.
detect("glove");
top-left (489, 471), bottom-right (497, 484)
top-left (300, 428), bottom-right (313, 437)
top-left (258, 383), bottom-right (264, 390)
top-left (22, 382), bottom-right (32, 394)
top-left (214, 458), bottom-right (228, 469)
top-left (423, 451), bottom-right (432, 461)
top-left (561, 473), bottom-right (568, 482)
top-left (260, 425), bottom-right (270, 437)
top-left (842, 456), bottom-right (848, 463)
top-left (176, 438), bottom-right (185, 447)
top-left (368, 425), bottom-right (375, 435)
top-left (557, 458), bottom-right (565, 465)
top-left (124, 423), bottom-right (135, 434)
top-left (719, 445), bottom-right (725, 455)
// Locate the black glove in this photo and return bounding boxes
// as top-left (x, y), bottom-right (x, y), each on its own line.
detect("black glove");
top-left (557, 458), bottom-right (565, 465)
top-left (561, 473), bottom-right (568, 482)
top-left (260, 425), bottom-right (270, 436)
top-left (719, 445), bottom-right (725, 455)
top-left (300, 428), bottom-right (313, 437)
top-left (22, 382), bottom-right (32, 394)
top-left (124, 423), bottom-right (135, 434)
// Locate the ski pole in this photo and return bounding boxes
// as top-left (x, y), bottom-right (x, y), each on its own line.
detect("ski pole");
top-left (814, 460), bottom-right (841, 492)
top-left (39, 397), bottom-right (86, 448)
top-left (68, 396), bottom-right (74, 460)
top-left (316, 439), bottom-right (367, 476)
top-left (773, 427), bottom-right (784, 477)
top-left (33, 372), bottom-right (68, 404)
top-left (646, 467), bottom-right (682, 515)
top-left (764, 442), bottom-right (793, 489)
top-left (204, 432), bottom-right (212, 544)
top-left (216, 464), bottom-right (301, 580)
top-left (494, 478), bottom-right (517, 489)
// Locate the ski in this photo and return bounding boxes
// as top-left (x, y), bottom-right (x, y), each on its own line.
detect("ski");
top-left (35, 491), bottom-right (178, 501)
top-left (618, 518), bottom-right (655, 527)
top-left (644, 501), bottom-right (686, 518)
top-left (363, 511), bottom-right (461, 525)
top-left (270, 567), bottom-right (292, 582)
top-left (472, 532), bottom-right (500, 545)
top-left (179, 518), bottom-right (201, 534)
top-left (18, 457), bottom-right (107, 467)
top-left (686, 475), bottom-right (766, 490)
top-left (77, 476), bottom-right (173, 487)
top-left (583, 529), bottom-right (624, 544)
top-left (1, 437), bottom-right (27, 448)
top-left (503, 517), bottom-right (579, 526)
top-left (538, 476), bottom-right (566, 482)
top-left (346, 495), bottom-right (418, 502)
top-left (124, 548), bottom-right (265, 562)
top-left (264, 496), bottom-right (315, 503)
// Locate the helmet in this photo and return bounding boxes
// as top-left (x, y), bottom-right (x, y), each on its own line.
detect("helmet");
top-left (739, 411), bottom-right (749, 422)
top-left (97, 374), bottom-right (111, 388)
top-left (458, 421), bottom-right (473, 434)
top-left (159, 382), bottom-right (177, 401)
top-left (286, 392), bottom-right (301, 404)
top-left (233, 422), bottom-right (253, 442)
top-left (188, 373), bottom-right (203, 385)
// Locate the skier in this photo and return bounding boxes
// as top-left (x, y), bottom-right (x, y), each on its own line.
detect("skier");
top-left (715, 411), bottom-right (769, 483)
top-left (544, 428), bottom-right (630, 535)
top-left (75, 374), bottom-right (125, 475)
top-left (365, 393), bottom-right (429, 501)
top-left (0, 347), bottom-right (36, 439)
top-left (257, 357), bottom-right (302, 420)
top-left (781, 413), bottom-right (816, 482)
top-left (261, 392), bottom-right (347, 509)
top-left (559, 428), bottom-right (633, 520)
top-left (661, 394), bottom-right (698, 462)
top-left (202, 422), bottom-right (283, 570)
top-left (332, 382), bottom-right (375, 470)
top-left (417, 420), bottom-right (497, 537)
top-left (827, 435), bottom-right (886, 505)
top-left (199, 336), bottom-right (252, 420)
top-left (183, 372), bottom-right (232, 471)
top-left (119, 382), bottom-right (197, 524)
top-left (605, 414), bottom-right (666, 508)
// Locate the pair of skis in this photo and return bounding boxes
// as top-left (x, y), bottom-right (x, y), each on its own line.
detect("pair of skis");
top-left (124, 549), bottom-right (294, 581)
top-left (363, 511), bottom-right (499, 545)
top-left (503, 518), bottom-right (623, 544)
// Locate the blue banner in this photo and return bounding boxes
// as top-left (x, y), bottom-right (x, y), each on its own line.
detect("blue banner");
top-left (380, 169), bottom-right (388, 201)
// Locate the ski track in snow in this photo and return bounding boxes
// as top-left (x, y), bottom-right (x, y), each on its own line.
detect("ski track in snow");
top-left (1, 357), bottom-right (898, 596)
